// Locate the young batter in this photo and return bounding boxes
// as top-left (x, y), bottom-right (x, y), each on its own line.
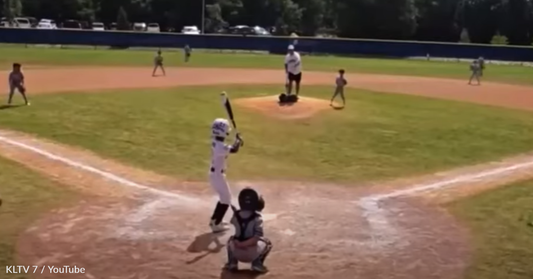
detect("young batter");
top-left (330, 69), bottom-right (347, 106)
top-left (225, 188), bottom-right (272, 274)
top-left (8, 63), bottom-right (30, 106)
top-left (209, 118), bottom-right (244, 233)
top-left (152, 50), bottom-right (165, 76)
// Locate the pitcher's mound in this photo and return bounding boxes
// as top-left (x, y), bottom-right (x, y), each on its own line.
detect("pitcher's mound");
top-left (235, 95), bottom-right (336, 119)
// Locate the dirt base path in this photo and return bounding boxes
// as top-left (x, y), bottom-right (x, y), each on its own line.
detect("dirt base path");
top-left (1, 67), bottom-right (532, 111)
top-left (0, 66), bottom-right (532, 279)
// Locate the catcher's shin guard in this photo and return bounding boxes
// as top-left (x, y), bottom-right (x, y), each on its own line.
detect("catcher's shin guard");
top-left (254, 237), bottom-right (273, 264)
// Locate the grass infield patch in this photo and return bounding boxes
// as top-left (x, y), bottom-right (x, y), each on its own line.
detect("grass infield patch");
top-left (1, 85), bottom-right (533, 183)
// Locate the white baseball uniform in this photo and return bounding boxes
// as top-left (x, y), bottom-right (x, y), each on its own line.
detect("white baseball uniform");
top-left (209, 139), bottom-right (233, 205)
top-left (284, 52), bottom-right (302, 76)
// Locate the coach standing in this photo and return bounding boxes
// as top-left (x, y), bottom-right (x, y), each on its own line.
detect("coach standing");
top-left (284, 45), bottom-right (302, 96)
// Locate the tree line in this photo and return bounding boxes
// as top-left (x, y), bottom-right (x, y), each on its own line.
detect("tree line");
top-left (2, 0), bottom-right (533, 45)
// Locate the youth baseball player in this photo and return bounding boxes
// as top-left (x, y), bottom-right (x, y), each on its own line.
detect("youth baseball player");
top-left (284, 44), bottom-right (302, 96)
top-left (330, 69), bottom-right (347, 107)
top-left (8, 63), bottom-right (30, 106)
top-left (478, 56), bottom-right (485, 76)
top-left (468, 59), bottom-right (481, 85)
top-left (152, 50), bottom-right (165, 76)
top-left (184, 44), bottom-right (191, 63)
top-left (209, 118), bottom-right (244, 233)
top-left (225, 187), bottom-right (271, 274)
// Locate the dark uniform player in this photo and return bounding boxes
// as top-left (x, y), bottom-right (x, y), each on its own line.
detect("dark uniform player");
top-left (8, 63), bottom-right (30, 106)
top-left (225, 188), bottom-right (272, 274)
top-left (184, 45), bottom-right (191, 63)
top-left (152, 50), bottom-right (165, 76)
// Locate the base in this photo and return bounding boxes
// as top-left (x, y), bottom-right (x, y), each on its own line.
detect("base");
top-left (278, 93), bottom-right (299, 104)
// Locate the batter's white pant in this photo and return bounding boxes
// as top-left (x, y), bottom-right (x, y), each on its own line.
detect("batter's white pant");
top-left (209, 172), bottom-right (232, 205)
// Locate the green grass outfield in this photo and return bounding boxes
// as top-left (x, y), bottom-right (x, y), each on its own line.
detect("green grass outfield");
top-left (1, 45), bottom-right (533, 84)
top-left (450, 179), bottom-right (533, 279)
top-left (2, 85), bottom-right (533, 183)
top-left (0, 158), bottom-right (76, 279)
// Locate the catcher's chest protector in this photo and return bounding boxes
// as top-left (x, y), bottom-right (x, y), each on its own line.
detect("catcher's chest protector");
top-left (234, 210), bottom-right (258, 242)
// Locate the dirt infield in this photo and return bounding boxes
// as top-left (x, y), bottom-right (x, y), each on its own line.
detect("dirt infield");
top-left (1, 66), bottom-right (533, 279)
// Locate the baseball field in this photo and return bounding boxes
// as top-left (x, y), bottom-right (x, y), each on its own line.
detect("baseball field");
top-left (0, 46), bottom-right (533, 279)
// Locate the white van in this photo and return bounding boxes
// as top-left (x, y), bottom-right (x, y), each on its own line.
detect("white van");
top-left (92, 22), bottom-right (105, 31)
top-left (181, 25), bottom-right (200, 34)
top-left (0, 17), bottom-right (31, 28)
top-left (133, 22), bottom-right (146, 31)
top-left (38, 19), bottom-right (57, 29)
top-left (14, 17), bottom-right (31, 28)
top-left (147, 23), bottom-right (160, 32)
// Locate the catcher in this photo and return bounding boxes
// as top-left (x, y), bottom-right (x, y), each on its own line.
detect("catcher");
top-left (152, 50), bottom-right (165, 76)
top-left (8, 63), bottom-right (30, 106)
top-left (224, 187), bottom-right (272, 274)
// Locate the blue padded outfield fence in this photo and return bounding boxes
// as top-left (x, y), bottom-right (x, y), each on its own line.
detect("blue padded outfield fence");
top-left (1, 27), bottom-right (533, 61)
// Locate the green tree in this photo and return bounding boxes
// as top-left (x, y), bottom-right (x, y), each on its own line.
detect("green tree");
top-left (414, 0), bottom-right (462, 42)
top-left (293, 0), bottom-right (325, 36)
top-left (116, 6), bottom-right (130, 30)
top-left (464, 0), bottom-right (502, 43)
top-left (205, 3), bottom-right (227, 32)
top-left (2, 0), bottom-right (22, 25)
top-left (500, 0), bottom-right (533, 45)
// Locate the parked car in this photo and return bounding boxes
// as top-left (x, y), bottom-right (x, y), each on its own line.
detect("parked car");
top-left (133, 22), bottom-right (146, 31)
top-left (0, 17), bottom-right (31, 28)
top-left (147, 23), bottom-right (160, 32)
top-left (62, 20), bottom-right (82, 29)
top-left (27, 17), bottom-right (38, 27)
top-left (92, 22), bottom-right (105, 31)
top-left (252, 26), bottom-right (270, 35)
top-left (37, 22), bottom-right (56, 29)
top-left (38, 19), bottom-right (57, 29)
top-left (181, 25), bottom-right (200, 34)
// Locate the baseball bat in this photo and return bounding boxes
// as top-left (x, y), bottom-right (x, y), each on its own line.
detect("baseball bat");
top-left (220, 91), bottom-right (237, 130)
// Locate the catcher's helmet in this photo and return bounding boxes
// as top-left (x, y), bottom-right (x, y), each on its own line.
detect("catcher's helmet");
top-left (238, 187), bottom-right (260, 211)
top-left (257, 195), bottom-right (265, 212)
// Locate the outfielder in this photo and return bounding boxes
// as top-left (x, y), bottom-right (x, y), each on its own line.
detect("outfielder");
top-left (225, 187), bottom-right (272, 274)
top-left (152, 50), bottom-right (165, 76)
top-left (184, 44), bottom-right (191, 63)
top-left (209, 118), bottom-right (244, 233)
top-left (330, 69), bottom-right (347, 107)
top-left (8, 63), bottom-right (30, 106)
top-left (468, 59), bottom-right (481, 85)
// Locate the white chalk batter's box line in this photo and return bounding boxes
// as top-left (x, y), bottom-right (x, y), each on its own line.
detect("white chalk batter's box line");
top-left (1, 134), bottom-right (533, 204)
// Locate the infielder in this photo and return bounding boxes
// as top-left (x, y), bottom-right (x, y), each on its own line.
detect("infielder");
top-left (284, 44), bottom-right (302, 96)
top-left (330, 69), bottom-right (347, 106)
top-left (184, 44), bottom-right (191, 63)
top-left (8, 63), bottom-right (30, 106)
top-left (225, 187), bottom-right (271, 274)
top-left (209, 118), bottom-right (244, 233)
top-left (478, 56), bottom-right (485, 76)
top-left (468, 59), bottom-right (481, 85)
top-left (152, 50), bottom-right (165, 77)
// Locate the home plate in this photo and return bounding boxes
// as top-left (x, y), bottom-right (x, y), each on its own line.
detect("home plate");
top-left (262, 213), bottom-right (278, 221)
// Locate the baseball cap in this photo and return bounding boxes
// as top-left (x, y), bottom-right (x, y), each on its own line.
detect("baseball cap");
top-left (288, 45), bottom-right (295, 50)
